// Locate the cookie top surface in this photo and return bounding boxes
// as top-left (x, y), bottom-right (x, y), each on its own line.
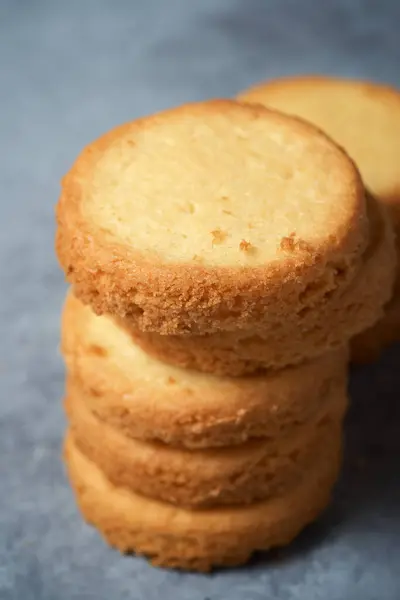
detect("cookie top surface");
top-left (63, 99), bottom-right (364, 268)
top-left (238, 77), bottom-right (400, 214)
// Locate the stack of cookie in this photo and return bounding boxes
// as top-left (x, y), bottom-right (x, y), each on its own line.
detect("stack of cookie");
top-left (56, 100), bottom-right (395, 571)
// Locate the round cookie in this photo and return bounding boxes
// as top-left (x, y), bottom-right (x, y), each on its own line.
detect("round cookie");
top-left (351, 290), bottom-right (400, 362)
top-left (120, 193), bottom-right (395, 374)
top-left (65, 435), bottom-right (341, 572)
top-left (65, 386), bottom-right (346, 507)
top-left (56, 99), bottom-right (369, 337)
top-left (62, 293), bottom-right (349, 448)
top-left (238, 76), bottom-right (400, 360)
top-left (352, 230), bottom-right (400, 361)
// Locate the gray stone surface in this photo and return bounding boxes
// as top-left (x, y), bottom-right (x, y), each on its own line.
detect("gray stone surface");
top-left (1, 0), bottom-right (400, 598)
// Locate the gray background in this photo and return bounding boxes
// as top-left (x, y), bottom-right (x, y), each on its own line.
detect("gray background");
top-left (1, 0), bottom-right (400, 598)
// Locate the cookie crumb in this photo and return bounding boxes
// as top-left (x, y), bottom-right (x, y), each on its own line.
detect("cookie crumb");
top-left (280, 233), bottom-right (295, 252)
top-left (280, 232), bottom-right (312, 253)
top-left (211, 228), bottom-right (228, 244)
top-left (88, 344), bottom-right (108, 357)
top-left (239, 239), bottom-right (253, 252)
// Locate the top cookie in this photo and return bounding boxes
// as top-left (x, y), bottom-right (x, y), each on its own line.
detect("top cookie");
top-left (238, 76), bottom-right (400, 216)
top-left (56, 99), bottom-right (367, 335)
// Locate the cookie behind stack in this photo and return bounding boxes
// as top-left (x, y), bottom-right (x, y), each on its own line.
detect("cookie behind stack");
top-left (238, 76), bottom-right (400, 362)
top-left (57, 99), bottom-right (395, 571)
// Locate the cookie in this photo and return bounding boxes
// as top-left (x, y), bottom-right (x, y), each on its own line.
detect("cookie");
top-left (56, 99), bottom-right (369, 338)
top-left (65, 385), bottom-right (346, 507)
top-left (238, 76), bottom-right (400, 359)
top-left (62, 293), bottom-right (349, 448)
top-left (119, 192), bottom-right (395, 374)
top-left (352, 227), bottom-right (400, 361)
top-left (65, 434), bottom-right (341, 571)
top-left (350, 291), bottom-right (400, 362)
